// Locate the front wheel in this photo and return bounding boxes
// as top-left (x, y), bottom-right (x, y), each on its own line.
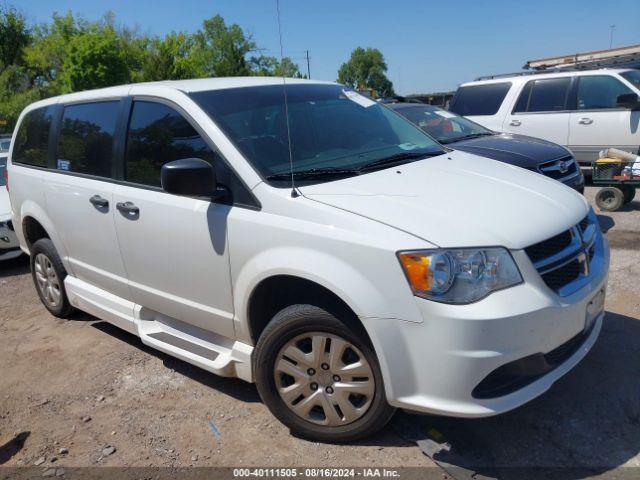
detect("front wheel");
top-left (254, 305), bottom-right (395, 442)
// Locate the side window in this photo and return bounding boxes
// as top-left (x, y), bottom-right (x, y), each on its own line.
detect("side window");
top-left (577, 75), bottom-right (634, 110)
top-left (512, 81), bottom-right (533, 113)
top-left (449, 83), bottom-right (512, 116)
top-left (125, 101), bottom-right (217, 187)
top-left (12, 106), bottom-right (55, 167)
top-left (526, 78), bottom-right (571, 112)
top-left (57, 101), bottom-right (119, 177)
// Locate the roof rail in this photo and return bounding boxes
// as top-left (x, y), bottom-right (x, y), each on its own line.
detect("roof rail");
top-left (475, 44), bottom-right (640, 81)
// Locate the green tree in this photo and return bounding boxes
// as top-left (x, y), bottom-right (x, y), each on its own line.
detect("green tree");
top-left (249, 55), bottom-right (304, 78)
top-left (192, 15), bottom-right (255, 77)
top-left (0, 7), bottom-right (30, 68)
top-left (337, 47), bottom-right (395, 96)
top-left (141, 32), bottom-right (201, 81)
top-left (59, 26), bottom-right (129, 92)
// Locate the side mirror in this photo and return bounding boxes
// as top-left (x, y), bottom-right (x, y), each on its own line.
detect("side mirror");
top-left (616, 93), bottom-right (640, 109)
top-left (161, 158), bottom-right (216, 196)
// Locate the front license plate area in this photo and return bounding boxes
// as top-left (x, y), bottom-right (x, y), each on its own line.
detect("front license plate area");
top-left (585, 288), bottom-right (605, 333)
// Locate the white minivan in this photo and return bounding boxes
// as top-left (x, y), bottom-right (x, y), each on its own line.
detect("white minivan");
top-left (450, 69), bottom-right (640, 173)
top-left (7, 78), bottom-right (609, 441)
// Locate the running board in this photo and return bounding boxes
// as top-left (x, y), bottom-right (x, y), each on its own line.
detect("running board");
top-left (64, 276), bottom-right (253, 382)
top-left (136, 305), bottom-right (253, 382)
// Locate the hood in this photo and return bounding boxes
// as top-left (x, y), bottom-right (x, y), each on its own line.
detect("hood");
top-left (450, 133), bottom-right (570, 169)
top-left (0, 187), bottom-right (10, 218)
top-left (299, 150), bottom-right (588, 249)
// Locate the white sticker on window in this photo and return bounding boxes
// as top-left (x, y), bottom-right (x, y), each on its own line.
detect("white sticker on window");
top-left (434, 110), bottom-right (456, 118)
top-left (343, 90), bottom-right (376, 108)
top-left (57, 159), bottom-right (70, 171)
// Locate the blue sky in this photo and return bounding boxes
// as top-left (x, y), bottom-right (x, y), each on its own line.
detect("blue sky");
top-left (10, 0), bottom-right (640, 94)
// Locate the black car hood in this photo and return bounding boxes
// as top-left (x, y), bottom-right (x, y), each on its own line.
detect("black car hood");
top-left (450, 133), bottom-right (569, 168)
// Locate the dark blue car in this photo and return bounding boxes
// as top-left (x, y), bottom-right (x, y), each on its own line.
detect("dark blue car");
top-left (389, 103), bottom-right (584, 193)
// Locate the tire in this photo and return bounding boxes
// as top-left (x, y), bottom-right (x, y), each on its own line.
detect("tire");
top-left (595, 187), bottom-right (624, 212)
top-left (30, 238), bottom-right (74, 318)
top-left (621, 185), bottom-right (636, 204)
top-left (254, 304), bottom-right (395, 442)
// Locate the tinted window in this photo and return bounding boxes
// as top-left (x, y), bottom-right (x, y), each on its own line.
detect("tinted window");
top-left (526, 78), bottom-right (570, 112)
top-left (449, 83), bottom-right (511, 116)
top-left (0, 158), bottom-right (6, 186)
top-left (191, 84), bottom-right (443, 185)
top-left (0, 139), bottom-right (10, 152)
top-left (126, 101), bottom-right (217, 186)
top-left (12, 106), bottom-right (54, 167)
top-left (621, 70), bottom-right (640, 90)
top-left (57, 102), bottom-right (119, 177)
top-left (577, 75), bottom-right (634, 110)
top-left (512, 81), bottom-right (533, 113)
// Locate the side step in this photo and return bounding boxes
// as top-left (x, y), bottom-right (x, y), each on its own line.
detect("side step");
top-left (64, 276), bottom-right (253, 382)
top-left (136, 306), bottom-right (254, 382)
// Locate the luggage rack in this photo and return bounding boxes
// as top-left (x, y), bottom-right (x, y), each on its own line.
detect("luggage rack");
top-left (592, 159), bottom-right (639, 211)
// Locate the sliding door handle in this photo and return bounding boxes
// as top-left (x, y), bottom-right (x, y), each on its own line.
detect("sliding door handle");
top-left (116, 201), bottom-right (139, 215)
top-left (89, 195), bottom-right (109, 208)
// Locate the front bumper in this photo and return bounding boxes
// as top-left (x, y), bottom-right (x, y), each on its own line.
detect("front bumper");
top-left (0, 218), bottom-right (22, 261)
top-left (365, 235), bottom-right (609, 418)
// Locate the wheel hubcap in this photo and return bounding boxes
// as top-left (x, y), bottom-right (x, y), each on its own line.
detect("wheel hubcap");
top-left (34, 253), bottom-right (62, 308)
top-left (274, 332), bottom-right (375, 426)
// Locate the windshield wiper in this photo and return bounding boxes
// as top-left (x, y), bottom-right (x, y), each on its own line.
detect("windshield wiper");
top-left (357, 150), bottom-right (442, 172)
top-left (266, 167), bottom-right (359, 181)
top-left (440, 132), bottom-right (494, 144)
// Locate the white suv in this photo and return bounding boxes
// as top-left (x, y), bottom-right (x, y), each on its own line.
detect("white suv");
top-left (450, 69), bottom-right (640, 173)
top-left (7, 78), bottom-right (609, 441)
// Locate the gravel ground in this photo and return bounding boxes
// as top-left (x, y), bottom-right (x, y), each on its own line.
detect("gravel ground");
top-left (0, 186), bottom-right (638, 477)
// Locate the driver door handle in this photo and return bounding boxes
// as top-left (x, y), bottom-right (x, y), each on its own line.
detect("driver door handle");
top-left (578, 117), bottom-right (593, 125)
top-left (116, 201), bottom-right (139, 215)
top-left (509, 119), bottom-right (521, 126)
top-left (89, 195), bottom-right (109, 208)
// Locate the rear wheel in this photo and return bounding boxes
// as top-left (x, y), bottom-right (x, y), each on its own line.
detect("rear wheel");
top-left (595, 187), bottom-right (624, 212)
top-left (254, 304), bottom-right (395, 442)
top-left (620, 184), bottom-right (636, 204)
top-left (30, 238), bottom-right (74, 318)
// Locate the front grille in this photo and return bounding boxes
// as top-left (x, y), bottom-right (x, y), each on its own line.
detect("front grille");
top-left (538, 155), bottom-right (577, 180)
top-left (540, 259), bottom-right (581, 290)
top-left (525, 214), bottom-right (597, 295)
top-left (524, 230), bottom-right (572, 263)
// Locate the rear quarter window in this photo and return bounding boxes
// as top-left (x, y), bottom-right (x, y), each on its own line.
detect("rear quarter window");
top-left (449, 82), bottom-right (512, 116)
top-left (12, 106), bottom-right (55, 167)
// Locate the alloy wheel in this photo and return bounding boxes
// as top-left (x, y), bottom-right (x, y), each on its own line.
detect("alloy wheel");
top-left (34, 253), bottom-right (62, 308)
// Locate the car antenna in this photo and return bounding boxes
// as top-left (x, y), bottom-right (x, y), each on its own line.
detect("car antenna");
top-left (275, 0), bottom-right (298, 198)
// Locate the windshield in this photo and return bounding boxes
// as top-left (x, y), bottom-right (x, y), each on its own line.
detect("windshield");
top-left (391, 105), bottom-right (492, 144)
top-left (0, 158), bottom-right (6, 187)
top-left (191, 84), bottom-right (444, 185)
top-left (0, 139), bottom-right (10, 153)
top-left (621, 70), bottom-right (640, 90)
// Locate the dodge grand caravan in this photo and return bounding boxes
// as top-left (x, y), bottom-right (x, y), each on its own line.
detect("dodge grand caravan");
top-left (7, 78), bottom-right (609, 441)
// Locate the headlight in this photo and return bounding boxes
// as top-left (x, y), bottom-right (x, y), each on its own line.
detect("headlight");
top-left (398, 248), bottom-right (522, 304)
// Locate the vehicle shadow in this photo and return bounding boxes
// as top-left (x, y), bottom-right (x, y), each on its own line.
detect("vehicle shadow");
top-left (596, 213), bottom-right (615, 233)
top-left (0, 254), bottom-right (29, 278)
top-left (90, 321), bottom-right (261, 404)
top-left (0, 432), bottom-right (30, 465)
top-left (390, 310), bottom-right (640, 478)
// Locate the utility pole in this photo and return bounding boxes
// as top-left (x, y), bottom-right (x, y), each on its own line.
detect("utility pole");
top-left (305, 50), bottom-right (311, 79)
top-left (609, 25), bottom-right (616, 49)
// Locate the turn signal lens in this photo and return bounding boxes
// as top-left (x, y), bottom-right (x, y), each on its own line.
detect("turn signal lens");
top-left (398, 248), bottom-right (522, 304)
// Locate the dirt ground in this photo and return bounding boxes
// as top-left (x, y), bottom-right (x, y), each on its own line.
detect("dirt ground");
top-left (1, 186), bottom-right (639, 476)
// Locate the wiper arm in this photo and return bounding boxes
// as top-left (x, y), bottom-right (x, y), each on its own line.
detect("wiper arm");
top-left (266, 167), bottom-right (359, 181)
top-left (357, 150), bottom-right (442, 172)
top-left (447, 132), bottom-right (494, 142)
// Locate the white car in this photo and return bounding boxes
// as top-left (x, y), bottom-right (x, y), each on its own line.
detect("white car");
top-left (450, 68), bottom-right (640, 174)
top-left (0, 151), bottom-right (21, 261)
top-left (7, 78), bottom-right (609, 441)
